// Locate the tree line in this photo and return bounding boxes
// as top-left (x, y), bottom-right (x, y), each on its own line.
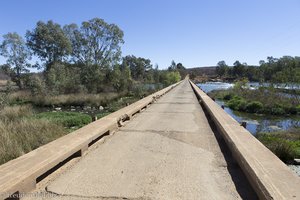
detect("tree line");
top-left (216, 56), bottom-right (300, 83)
top-left (0, 18), bottom-right (182, 95)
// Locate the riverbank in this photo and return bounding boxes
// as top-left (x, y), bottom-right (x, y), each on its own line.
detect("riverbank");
top-left (0, 85), bottom-right (158, 165)
top-left (208, 88), bottom-right (300, 115)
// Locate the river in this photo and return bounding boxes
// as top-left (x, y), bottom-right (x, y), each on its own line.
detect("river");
top-left (197, 82), bottom-right (300, 135)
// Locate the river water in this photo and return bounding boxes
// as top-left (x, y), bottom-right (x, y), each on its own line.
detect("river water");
top-left (197, 82), bottom-right (300, 135)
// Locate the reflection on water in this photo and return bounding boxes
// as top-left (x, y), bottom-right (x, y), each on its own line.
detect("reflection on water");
top-left (197, 82), bottom-right (300, 135)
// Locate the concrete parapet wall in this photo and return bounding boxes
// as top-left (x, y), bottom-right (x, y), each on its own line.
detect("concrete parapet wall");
top-left (0, 81), bottom-right (182, 200)
top-left (189, 80), bottom-right (300, 200)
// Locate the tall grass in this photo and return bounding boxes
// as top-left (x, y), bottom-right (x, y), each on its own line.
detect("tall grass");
top-left (5, 91), bottom-right (113, 108)
top-left (34, 111), bottom-right (92, 130)
top-left (5, 91), bottom-right (122, 107)
top-left (0, 105), bottom-right (67, 165)
top-left (31, 93), bottom-right (121, 107)
top-left (0, 104), bottom-right (33, 121)
top-left (257, 129), bottom-right (300, 163)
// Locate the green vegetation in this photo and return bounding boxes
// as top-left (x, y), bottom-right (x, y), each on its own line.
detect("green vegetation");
top-left (0, 94), bottom-right (146, 164)
top-left (96, 111), bottom-right (111, 119)
top-left (209, 80), bottom-right (300, 115)
top-left (257, 129), bottom-right (300, 163)
top-left (34, 112), bottom-right (92, 130)
top-left (0, 18), bottom-right (182, 96)
top-left (216, 56), bottom-right (300, 84)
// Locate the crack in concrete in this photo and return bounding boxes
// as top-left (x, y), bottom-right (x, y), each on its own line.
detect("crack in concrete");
top-left (120, 129), bottom-right (196, 135)
top-left (45, 188), bottom-right (151, 200)
top-left (119, 129), bottom-right (208, 150)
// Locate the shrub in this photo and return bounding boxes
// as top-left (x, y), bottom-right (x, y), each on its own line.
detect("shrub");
top-left (246, 101), bottom-right (263, 113)
top-left (270, 104), bottom-right (286, 115)
top-left (28, 75), bottom-right (47, 96)
top-left (287, 106), bottom-right (298, 115)
top-left (227, 96), bottom-right (247, 111)
top-left (296, 105), bottom-right (300, 113)
top-left (211, 88), bottom-right (300, 116)
top-left (257, 133), bottom-right (296, 163)
top-left (132, 84), bottom-right (147, 98)
top-left (34, 112), bottom-right (92, 129)
top-left (223, 93), bottom-right (233, 101)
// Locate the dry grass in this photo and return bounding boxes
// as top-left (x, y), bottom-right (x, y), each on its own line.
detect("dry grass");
top-left (4, 91), bottom-right (122, 108)
top-left (0, 105), bottom-right (33, 121)
top-left (31, 92), bottom-right (121, 107)
top-left (0, 105), bottom-right (67, 165)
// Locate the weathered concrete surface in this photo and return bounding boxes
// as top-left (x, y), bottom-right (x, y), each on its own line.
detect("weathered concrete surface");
top-left (0, 81), bottom-right (180, 200)
top-left (43, 80), bottom-right (256, 200)
top-left (190, 80), bottom-right (300, 200)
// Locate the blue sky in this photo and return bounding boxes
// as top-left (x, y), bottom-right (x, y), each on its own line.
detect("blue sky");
top-left (0, 0), bottom-right (299, 69)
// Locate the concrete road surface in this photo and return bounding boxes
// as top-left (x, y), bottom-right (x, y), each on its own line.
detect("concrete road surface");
top-left (26, 80), bottom-right (257, 200)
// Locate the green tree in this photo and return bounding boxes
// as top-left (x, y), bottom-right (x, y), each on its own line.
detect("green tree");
top-left (160, 71), bottom-right (181, 86)
top-left (46, 62), bottom-right (82, 94)
top-left (122, 55), bottom-right (152, 81)
top-left (26, 20), bottom-right (72, 70)
top-left (64, 18), bottom-right (124, 67)
top-left (245, 66), bottom-right (259, 81)
top-left (176, 62), bottom-right (187, 79)
top-left (216, 61), bottom-right (228, 76)
top-left (153, 64), bottom-right (160, 83)
top-left (168, 60), bottom-right (177, 71)
top-left (121, 64), bottom-right (133, 91)
top-left (64, 18), bottom-right (124, 91)
top-left (167, 71), bottom-right (181, 84)
top-left (176, 63), bottom-right (185, 70)
top-left (111, 65), bottom-right (122, 92)
top-left (233, 60), bottom-right (246, 78)
top-left (0, 32), bottom-right (31, 88)
top-left (80, 63), bottom-right (104, 93)
top-left (110, 64), bottom-right (132, 92)
top-left (233, 78), bottom-right (249, 90)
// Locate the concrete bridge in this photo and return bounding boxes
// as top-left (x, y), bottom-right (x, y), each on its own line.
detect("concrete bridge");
top-left (0, 80), bottom-right (299, 200)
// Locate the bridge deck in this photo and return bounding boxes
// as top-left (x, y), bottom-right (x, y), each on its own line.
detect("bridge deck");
top-left (26, 80), bottom-right (256, 200)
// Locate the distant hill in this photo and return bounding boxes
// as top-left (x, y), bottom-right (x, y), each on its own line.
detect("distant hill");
top-left (186, 66), bottom-right (217, 76)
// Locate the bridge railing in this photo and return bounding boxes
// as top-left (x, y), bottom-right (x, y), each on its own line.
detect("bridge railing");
top-left (0, 81), bottom-right (182, 200)
top-left (189, 80), bottom-right (300, 200)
